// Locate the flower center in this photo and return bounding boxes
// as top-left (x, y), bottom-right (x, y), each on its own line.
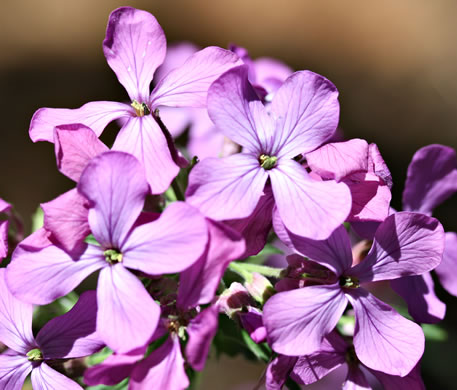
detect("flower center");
top-left (104, 249), bottom-right (123, 264)
top-left (131, 100), bottom-right (151, 117)
top-left (339, 275), bottom-right (360, 289)
top-left (26, 348), bottom-right (43, 362)
top-left (259, 154), bottom-right (277, 170)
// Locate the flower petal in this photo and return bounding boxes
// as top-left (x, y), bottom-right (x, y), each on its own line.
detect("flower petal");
top-left (29, 101), bottom-right (132, 143)
top-left (186, 154), bottom-right (268, 221)
top-left (0, 354), bottom-right (32, 390)
top-left (434, 231), bottom-right (457, 297)
top-left (154, 42), bottom-right (199, 83)
top-left (103, 7), bottom-right (166, 102)
top-left (54, 124), bottom-right (108, 182)
top-left (390, 273), bottom-right (446, 324)
top-left (122, 201), bottom-right (208, 275)
top-left (266, 355), bottom-right (298, 390)
top-left (0, 220), bottom-right (8, 260)
top-left (41, 189), bottom-right (90, 256)
top-left (270, 159), bottom-right (351, 240)
top-left (349, 290), bottom-right (424, 376)
top-left (369, 363), bottom-right (425, 390)
top-left (271, 71), bottom-right (340, 157)
top-left (350, 212), bottom-right (444, 283)
top-left (37, 291), bottom-right (104, 359)
top-left (343, 367), bottom-right (371, 390)
top-left (78, 151), bottom-right (149, 249)
top-left (0, 269), bottom-right (34, 353)
top-left (130, 336), bottom-right (189, 390)
top-left (6, 244), bottom-right (105, 305)
top-left (403, 144), bottom-right (457, 214)
top-left (263, 284), bottom-right (347, 356)
top-left (31, 362), bottom-right (83, 390)
top-left (150, 46), bottom-right (242, 108)
top-left (97, 265), bottom-right (160, 353)
top-left (112, 116), bottom-right (179, 194)
top-left (177, 220), bottom-right (245, 309)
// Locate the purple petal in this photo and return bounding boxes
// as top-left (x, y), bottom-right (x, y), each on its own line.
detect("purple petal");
top-left (29, 101), bottom-right (132, 143)
top-left (186, 154), bottom-right (268, 221)
top-left (343, 367), bottom-right (371, 390)
top-left (6, 244), bottom-right (105, 305)
top-left (239, 308), bottom-right (267, 344)
top-left (178, 220), bottom-right (245, 309)
top-left (155, 106), bottom-right (193, 138)
top-left (0, 354), bottom-right (32, 390)
top-left (97, 265), bottom-right (160, 353)
top-left (122, 201), bottom-right (208, 275)
top-left (367, 143), bottom-right (392, 188)
top-left (402, 144), bottom-right (457, 214)
top-left (286, 225), bottom-right (353, 277)
top-left (349, 290), bottom-right (424, 376)
top-left (78, 151), bottom-right (149, 249)
top-left (263, 284), bottom-right (347, 356)
top-left (54, 124), bottom-right (108, 182)
top-left (270, 159), bottom-right (351, 240)
top-left (31, 362), bottom-right (83, 390)
top-left (292, 332), bottom-right (347, 385)
top-left (0, 199), bottom-right (10, 213)
top-left (41, 189), bottom-right (90, 256)
top-left (150, 46), bottom-right (242, 108)
top-left (253, 57), bottom-right (293, 97)
top-left (391, 273), bottom-right (446, 324)
top-left (112, 116), bottom-right (179, 194)
top-left (37, 291), bottom-right (104, 359)
top-left (306, 139), bottom-right (369, 181)
top-left (206, 65), bottom-right (269, 153)
top-left (103, 7), bottom-right (166, 102)
top-left (266, 355), bottom-right (298, 390)
top-left (185, 305), bottom-right (219, 371)
top-left (350, 212), bottom-right (445, 283)
top-left (435, 231), bottom-right (457, 297)
top-left (0, 220), bottom-right (8, 260)
top-left (155, 42), bottom-right (199, 83)
top-left (369, 363), bottom-right (425, 390)
top-left (270, 71), bottom-right (340, 157)
top-left (0, 269), bottom-right (34, 353)
top-left (130, 336), bottom-right (189, 390)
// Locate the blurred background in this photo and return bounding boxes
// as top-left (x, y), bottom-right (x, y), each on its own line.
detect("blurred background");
top-left (1, 0), bottom-right (456, 388)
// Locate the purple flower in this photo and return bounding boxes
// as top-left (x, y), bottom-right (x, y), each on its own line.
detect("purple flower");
top-left (7, 151), bottom-right (208, 353)
top-left (0, 268), bottom-right (103, 389)
top-left (263, 212), bottom-right (444, 376)
top-left (29, 6), bottom-right (241, 193)
top-left (186, 65), bottom-right (352, 240)
top-left (0, 198), bottom-right (11, 260)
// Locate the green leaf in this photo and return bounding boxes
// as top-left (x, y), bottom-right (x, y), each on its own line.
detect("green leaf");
top-left (31, 207), bottom-right (44, 232)
top-left (85, 234), bottom-right (100, 246)
top-left (246, 243), bottom-right (284, 265)
top-left (422, 323), bottom-right (448, 342)
top-left (86, 378), bottom-right (128, 390)
top-left (240, 329), bottom-right (270, 362)
top-left (86, 347), bottom-right (113, 366)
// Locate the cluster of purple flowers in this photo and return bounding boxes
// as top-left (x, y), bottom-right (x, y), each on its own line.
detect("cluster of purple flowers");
top-left (1, 6), bottom-right (456, 390)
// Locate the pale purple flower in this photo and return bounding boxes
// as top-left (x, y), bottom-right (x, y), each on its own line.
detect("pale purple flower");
top-left (186, 65), bottom-right (352, 240)
top-left (263, 212), bottom-right (444, 376)
top-left (0, 268), bottom-right (103, 390)
top-left (29, 6), bottom-right (241, 193)
top-left (7, 151), bottom-right (208, 353)
top-left (0, 198), bottom-right (11, 260)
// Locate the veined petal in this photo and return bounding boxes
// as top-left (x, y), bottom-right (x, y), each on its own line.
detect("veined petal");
top-left (207, 65), bottom-right (270, 153)
top-left (403, 144), bottom-right (457, 214)
top-left (150, 46), bottom-right (242, 108)
top-left (349, 290), bottom-right (424, 377)
top-left (369, 363), bottom-right (425, 390)
top-left (6, 244), bottom-right (105, 305)
top-left (343, 367), bottom-right (371, 390)
top-left (78, 151), bottom-right (149, 249)
top-left (29, 101), bottom-right (132, 143)
top-left (178, 220), bottom-right (245, 309)
top-left (97, 265), bottom-right (160, 353)
top-left (263, 284), bottom-right (347, 356)
top-left (186, 154), bottom-right (268, 221)
top-left (270, 159), bottom-right (351, 240)
top-left (31, 362), bottom-right (83, 390)
top-left (103, 7), bottom-right (166, 102)
top-left (350, 212), bottom-right (444, 283)
top-left (41, 189), bottom-right (90, 256)
top-left (122, 202), bottom-right (208, 275)
top-left (0, 354), bottom-right (32, 390)
top-left (130, 336), bottom-right (189, 390)
top-left (253, 57), bottom-right (293, 97)
top-left (54, 124), bottom-right (108, 182)
top-left (306, 139), bottom-right (369, 181)
top-left (112, 116), bottom-right (179, 194)
top-left (0, 269), bottom-right (34, 353)
top-left (271, 71), bottom-right (339, 158)
top-left (0, 220), bottom-right (8, 260)
top-left (37, 291), bottom-right (104, 359)
top-left (434, 231), bottom-right (457, 297)
top-left (391, 274), bottom-right (446, 324)
top-left (266, 355), bottom-right (297, 390)
top-left (154, 42), bottom-right (199, 83)
top-left (286, 225), bottom-right (353, 276)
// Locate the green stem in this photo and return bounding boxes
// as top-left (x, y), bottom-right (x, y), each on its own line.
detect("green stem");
top-left (171, 179), bottom-right (185, 201)
top-left (228, 262), bottom-right (283, 281)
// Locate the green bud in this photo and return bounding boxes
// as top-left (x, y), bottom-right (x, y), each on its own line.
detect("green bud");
top-left (104, 249), bottom-right (123, 264)
top-left (259, 154), bottom-right (278, 170)
top-left (26, 348), bottom-right (43, 361)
